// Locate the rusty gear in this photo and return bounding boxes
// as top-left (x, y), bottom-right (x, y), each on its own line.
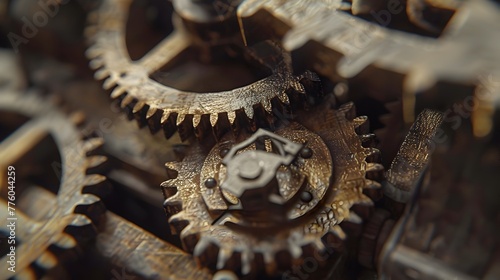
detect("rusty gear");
top-left (0, 91), bottom-right (106, 279)
top-left (85, 0), bottom-right (318, 141)
top-left (161, 102), bottom-right (383, 276)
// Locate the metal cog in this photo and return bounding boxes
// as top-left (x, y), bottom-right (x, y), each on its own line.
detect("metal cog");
top-left (85, 0), bottom-right (319, 141)
top-left (161, 102), bottom-right (383, 276)
top-left (0, 91), bottom-right (106, 279)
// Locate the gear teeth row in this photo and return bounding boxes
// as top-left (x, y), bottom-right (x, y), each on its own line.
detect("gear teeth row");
top-left (85, 0), bottom-right (322, 141)
top-left (100, 80), bottom-right (310, 141)
top-left (161, 102), bottom-right (384, 276)
top-left (0, 92), bottom-right (108, 279)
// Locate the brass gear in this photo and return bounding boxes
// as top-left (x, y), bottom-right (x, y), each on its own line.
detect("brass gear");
top-left (161, 102), bottom-right (383, 276)
top-left (85, 0), bottom-right (319, 141)
top-left (0, 91), bottom-right (106, 279)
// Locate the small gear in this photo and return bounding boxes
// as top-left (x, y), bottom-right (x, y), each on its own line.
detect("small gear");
top-left (85, 0), bottom-right (319, 140)
top-left (161, 102), bottom-right (383, 276)
top-left (0, 91), bottom-right (106, 279)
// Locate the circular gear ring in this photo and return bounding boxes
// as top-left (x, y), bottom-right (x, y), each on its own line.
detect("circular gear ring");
top-left (85, 0), bottom-right (317, 140)
top-left (162, 102), bottom-right (383, 276)
top-left (0, 91), bottom-right (106, 279)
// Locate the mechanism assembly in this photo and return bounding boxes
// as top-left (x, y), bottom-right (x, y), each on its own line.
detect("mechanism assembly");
top-left (0, 0), bottom-right (499, 279)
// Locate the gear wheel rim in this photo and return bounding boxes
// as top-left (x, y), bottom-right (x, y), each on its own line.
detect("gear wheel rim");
top-left (0, 91), bottom-right (106, 279)
top-left (162, 102), bottom-right (383, 276)
top-left (85, 0), bottom-right (316, 140)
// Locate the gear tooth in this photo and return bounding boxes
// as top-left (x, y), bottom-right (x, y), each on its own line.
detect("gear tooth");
top-left (359, 133), bottom-right (376, 143)
top-left (179, 222), bottom-right (199, 242)
top-left (291, 80), bottom-right (306, 94)
top-left (83, 138), bottom-right (104, 153)
top-left (278, 92), bottom-right (290, 105)
top-left (289, 244), bottom-right (302, 259)
top-left (161, 110), bottom-right (171, 124)
top-left (120, 95), bottom-right (134, 108)
top-left (103, 76), bottom-right (118, 90)
top-left (164, 161), bottom-right (180, 173)
top-left (365, 179), bottom-right (382, 189)
top-left (35, 251), bottom-right (58, 269)
top-left (330, 225), bottom-right (347, 240)
top-left (243, 106), bottom-right (254, 119)
top-left (241, 251), bottom-right (253, 275)
top-left (89, 57), bottom-right (104, 70)
top-left (164, 193), bottom-right (182, 207)
top-left (70, 214), bottom-right (92, 226)
top-left (86, 155), bottom-right (107, 169)
top-left (313, 239), bottom-right (326, 252)
top-left (94, 69), bottom-right (110, 80)
top-left (192, 114), bottom-right (202, 128)
top-left (357, 194), bottom-right (375, 206)
top-left (84, 174), bottom-right (106, 186)
top-left (261, 99), bottom-right (272, 114)
top-left (365, 147), bottom-right (380, 156)
top-left (110, 87), bottom-right (126, 99)
top-left (217, 248), bottom-right (233, 270)
top-left (227, 111), bottom-right (237, 125)
top-left (69, 111), bottom-right (86, 126)
top-left (353, 116), bottom-right (368, 127)
top-left (366, 163), bottom-right (384, 173)
top-left (146, 107), bottom-right (158, 119)
top-left (132, 101), bottom-right (146, 114)
top-left (210, 113), bottom-right (219, 127)
top-left (170, 212), bottom-right (189, 225)
top-left (346, 212), bottom-right (363, 224)
top-left (176, 114), bottom-right (186, 126)
top-left (339, 102), bottom-right (354, 112)
top-left (79, 193), bottom-right (101, 205)
top-left (55, 233), bottom-right (77, 249)
top-left (193, 237), bottom-right (211, 258)
top-left (300, 70), bottom-right (321, 82)
top-left (85, 46), bottom-right (101, 59)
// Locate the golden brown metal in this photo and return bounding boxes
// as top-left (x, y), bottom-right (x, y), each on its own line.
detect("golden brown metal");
top-left (0, 92), bottom-right (106, 279)
top-left (161, 102), bottom-right (383, 276)
top-left (384, 109), bottom-right (443, 202)
top-left (238, 0), bottom-right (500, 126)
top-left (86, 0), bottom-right (317, 140)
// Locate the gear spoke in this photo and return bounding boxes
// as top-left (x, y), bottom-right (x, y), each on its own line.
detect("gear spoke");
top-left (0, 118), bottom-right (47, 169)
top-left (136, 31), bottom-right (191, 74)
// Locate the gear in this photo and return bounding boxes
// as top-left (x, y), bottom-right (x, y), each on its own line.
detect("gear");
top-left (85, 0), bottom-right (319, 141)
top-left (161, 102), bottom-right (383, 276)
top-left (0, 91), bottom-right (106, 279)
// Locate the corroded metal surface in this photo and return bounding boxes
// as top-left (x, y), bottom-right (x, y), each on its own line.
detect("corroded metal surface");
top-left (86, 0), bottom-right (319, 140)
top-left (384, 109), bottom-right (443, 202)
top-left (162, 103), bottom-right (383, 276)
top-left (0, 92), bottom-right (106, 279)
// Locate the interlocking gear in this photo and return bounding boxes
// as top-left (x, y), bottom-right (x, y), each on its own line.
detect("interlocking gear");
top-left (161, 102), bottom-right (383, 276)
top-left (0, 91), bottom-right (106, 278)
top-left (86, 0), bottom-right (319, 140)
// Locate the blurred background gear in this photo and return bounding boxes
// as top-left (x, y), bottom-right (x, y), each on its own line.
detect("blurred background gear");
top-left (0, 0), bottom-right (499, 279)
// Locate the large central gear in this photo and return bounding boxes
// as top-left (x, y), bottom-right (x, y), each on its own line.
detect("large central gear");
top-left (0, 91), bottom-right (106, 279)
top-left (161, 102), bottom-right (383, 276)
top-left (85, 0), bottom-right (318, 140)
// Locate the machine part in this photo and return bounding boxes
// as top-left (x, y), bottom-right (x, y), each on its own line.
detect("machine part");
top-left (162, 102), bottom-right (384, 276)
top-left (86, 0), bottom-right (319, 140)
top-left (378, 118), bottom-right (500, 279)
top-left (0, 91), bottom-right (106, 278)
top-left (384, 109), bottom-right (443, 203)
top-left (238, 0), bottom-right (500, 127)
